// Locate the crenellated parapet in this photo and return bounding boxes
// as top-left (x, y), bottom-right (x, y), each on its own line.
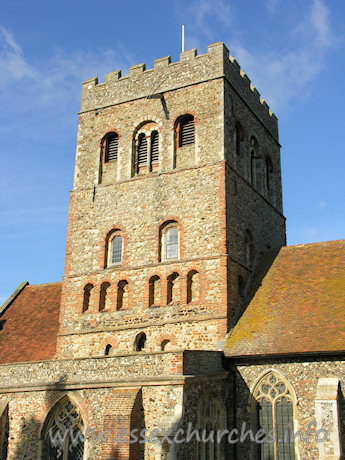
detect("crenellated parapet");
top-left (80, 42), bottom-right (278, 139)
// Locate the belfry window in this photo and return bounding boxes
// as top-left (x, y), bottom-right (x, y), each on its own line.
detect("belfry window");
top-left (178, 114), bottom-right (195, 147)
top-left (137, 133), bottom-right (148, 167)
top-left (150, 131), bottom-right (159, 165)
top-left (103, 132), bottom-right (118, 162)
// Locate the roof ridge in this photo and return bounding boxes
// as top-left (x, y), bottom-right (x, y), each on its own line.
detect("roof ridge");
top-left (285, 239), bottom-right (345, 249)
top-left (0, 282), bottom-right (29, 317)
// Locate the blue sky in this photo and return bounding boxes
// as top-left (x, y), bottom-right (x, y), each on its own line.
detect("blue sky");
top-left (1, 0), bottom-right (344, 302)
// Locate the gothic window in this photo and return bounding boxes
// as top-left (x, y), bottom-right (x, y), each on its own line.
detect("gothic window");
top-left (99, 282), bottom-right (110, 311)
top-left (108, 234), bottom-right (123, 266)
top-left (197, 393), bottom-right (226, 460)
top-left (235, 122), bottom-right (244, 157)
top-left (82, 284), bottom-right (93, 313)
top-left (187, 270), bottom-right (199, 303)
top-left (150, 130), bottom-right (159, 166)
top-left (244, 229), bottom-right (254, 267)
top-left (42, 396), bottom-right (84, 460)
top-left (104, 344), bottom-right (113, 356)
top-left (177, 114), bottom-right (195, 147)
top-left (250, 136), bottom-right (260, 187)
top-left (103, 132), bottom-right (118, 163)
top-left (135, 332), bottom-right (146, 351)
top-left (148, 275), bottom-right (160, 307)
top-left (117, 280), bottom-right (128, 310)
top-left (167, 272), bottom-right (180, 305)
top-left (251, 371), bottom-right (296, 460)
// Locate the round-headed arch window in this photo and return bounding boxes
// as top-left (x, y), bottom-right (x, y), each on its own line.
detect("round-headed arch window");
top-left (106, 232), bottom-right (123, 267)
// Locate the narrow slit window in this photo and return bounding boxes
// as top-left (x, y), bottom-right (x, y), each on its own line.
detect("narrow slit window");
top-left (137, 133), bottom-right (147, 167)
top-left (166, 227), bottom-right (178, 260)
top-left (111, 236), bottom-right (123, 264)
top-left (105, 134), bottom-right (118, 162)
top-left (150, 131), bottom-right (159, 164)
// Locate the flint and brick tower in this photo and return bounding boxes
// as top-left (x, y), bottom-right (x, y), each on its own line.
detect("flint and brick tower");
top-left (57, 42), bottom-right (285, 359)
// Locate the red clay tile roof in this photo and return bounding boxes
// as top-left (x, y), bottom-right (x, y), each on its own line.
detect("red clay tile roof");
top-left (224, 240), bottom-right (345, 357)
top-left (0, 282), bottom-right (61, 364)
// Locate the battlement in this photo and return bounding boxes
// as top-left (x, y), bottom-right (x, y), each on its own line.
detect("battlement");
top-left (80, 42), bottom-right (278, 138)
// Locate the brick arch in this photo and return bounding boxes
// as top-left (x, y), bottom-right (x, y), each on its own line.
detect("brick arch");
top-left (99, 129), bottom-right (121, 148)
top-left (172, 110), bottom-right (197, 130)
top-left (156, 333), bottom-right (177, 347)
top-left (99, 224), bottom-right (129, 269)
top-left (144, 273), bottom-right (162, 307)
top-left (100, 337), bottom-right (118, 350)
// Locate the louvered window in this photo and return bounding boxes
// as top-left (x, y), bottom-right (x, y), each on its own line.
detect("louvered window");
top-left (105, 134), bottom-right (118, 162)
top-left (137, 133), bottom-right (147, 167)
top-left (151, 131), bottom-right (159, 164)
top-left (179, 115), bottom-right (194, 147)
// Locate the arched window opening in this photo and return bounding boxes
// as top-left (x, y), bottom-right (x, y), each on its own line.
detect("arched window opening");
top-left (1, 405), bottom-right (9, 460)
top-left (235, 122), bottom-right (243, 157)
top-left (117, 280), bottom-right (128, 310)
top-left (82, 283), bottom-right (93, 313)
top-left (148, 275), bottom-right (160, 307)
top-left (250, 136), bottom-right (259, 187)
top-left (109, 235), bottom-right (123, 266)
top-left (252, 371), bottom-right (296, 459)
top-left (150, 131), bottom-right (159, 167)
top-left (159, 221), bottom-right (180, 262)
top-left (187, 270), bottom-right (200, 304)
top-left (177, 114), bottom-right (195, 147)
top-left (198, 393), bottom-right (226, 460)
top-left (244, 230), bottom-right (254, 267)
top-left (137, 133), bottom-right (147, 169)
top-left (104, 344), bottom-right (113, 356)
top-left (103, 132), bottom-right (118, 162)
top-left (99, 282), bottom-right (110, 311)
top-left (42, 396), bottom-right (84, 460)
top-left (135, 332), bottom-right (146, 352)
top-left (167, 272), bottom-right (180, 305)
top-left (165, 227), bottom-right (178, 260)
top-left (161, 339), bottom-right (171, 351)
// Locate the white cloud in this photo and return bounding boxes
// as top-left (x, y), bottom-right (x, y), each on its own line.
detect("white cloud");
top-left (0, 25), bottom-right (132, 111)
top-left (0, 26), bottom-right (37, 88)
top-left (310, 0), bottom-right (336, 48)
top-left (180, 0), bottom-right (338, 112)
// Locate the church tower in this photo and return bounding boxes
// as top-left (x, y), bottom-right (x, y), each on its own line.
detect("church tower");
top-left (57, 42), bottom-right (285, 359)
